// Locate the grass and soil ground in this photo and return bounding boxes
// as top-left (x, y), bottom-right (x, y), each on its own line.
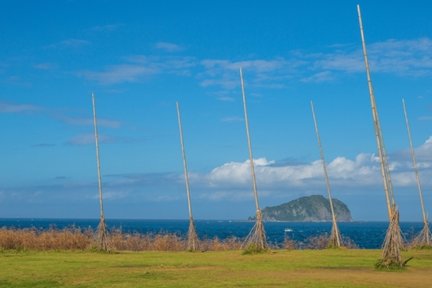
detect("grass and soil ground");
top-left (0, 249), bottom-right (431, 287)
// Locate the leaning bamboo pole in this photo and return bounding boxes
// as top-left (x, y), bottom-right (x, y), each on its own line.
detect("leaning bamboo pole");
top-left (91, 93), bottom-right (108, 251)
top-left (310, 101), bottom-right (342, 248)
top-left (176, 101), bottom-right (199, 251)
top-left (402, 98), bottom-right (431, 247)
top-left (357, 5), bottom-right (404, 267)
top-left (239, 68), bottom-right (267, 251)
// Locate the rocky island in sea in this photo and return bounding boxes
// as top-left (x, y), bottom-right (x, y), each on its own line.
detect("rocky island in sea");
top-left (250, 195), bottom-right (352, 222)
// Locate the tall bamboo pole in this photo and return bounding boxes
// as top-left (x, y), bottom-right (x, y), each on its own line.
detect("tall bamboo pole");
top-left (239, 67), bottom-right (267, 250)
top-left (310, 101), bottom-right (341, 248)
top-left (91, 93), bottom-right (108, 251)
top-left (357, 4), bottom-right (403, 267)
top-left (402, 98), bottom-right (430, 246)
top-left (176, 101), bottom-right (199, 251)
top-left (357, 4), bottom-right (394, 219)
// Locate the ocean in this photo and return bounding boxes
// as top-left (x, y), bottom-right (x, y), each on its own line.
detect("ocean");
top-left (0, 218), bottom-right (425, 249)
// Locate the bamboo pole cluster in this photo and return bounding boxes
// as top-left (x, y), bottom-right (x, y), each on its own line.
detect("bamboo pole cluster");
top-left (86, 5), bottom-right (429, 262)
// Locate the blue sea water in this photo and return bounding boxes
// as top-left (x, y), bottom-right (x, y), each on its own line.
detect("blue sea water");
top-left (0, 218), bottom-right (425, 249)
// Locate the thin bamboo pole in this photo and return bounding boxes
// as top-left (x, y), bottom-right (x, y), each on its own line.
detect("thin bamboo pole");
top-left (176, 101), bottom-right (199, 251)
top-left (357, 5), bottom-right (403, 267)
top-left (239, 67), bottom-right (267, 251)
top-left (402, 98), bottom-right (431, 246)
top-left (91, 93), bottom-right (108, 251)
top-left (310, 101), bottom-right (341, 248)
top-left (240, 68), bottom-right (260, 212)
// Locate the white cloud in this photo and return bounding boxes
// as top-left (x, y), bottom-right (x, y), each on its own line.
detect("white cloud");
top-left (154, 42), bottom-right (184, 52)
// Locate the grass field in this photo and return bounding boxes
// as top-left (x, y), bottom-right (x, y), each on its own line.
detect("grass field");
top-left (0, 249), bottom-right (431, 287)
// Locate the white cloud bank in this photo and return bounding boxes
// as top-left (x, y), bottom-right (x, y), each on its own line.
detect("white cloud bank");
top-left (194, 136), bottom-right (432, 197)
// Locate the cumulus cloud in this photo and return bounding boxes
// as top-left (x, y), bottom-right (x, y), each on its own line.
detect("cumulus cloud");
top-left (204, 155), bottom-right (380, 189)
top-left (189, 136), bottom-right (432, 201)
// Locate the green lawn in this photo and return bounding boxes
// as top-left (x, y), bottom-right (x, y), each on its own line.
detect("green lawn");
top-left (0, 249), bottom-right (431, 287)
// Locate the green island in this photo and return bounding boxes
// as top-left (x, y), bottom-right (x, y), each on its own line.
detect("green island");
top-left (1, 249), bottom-right (431, 287)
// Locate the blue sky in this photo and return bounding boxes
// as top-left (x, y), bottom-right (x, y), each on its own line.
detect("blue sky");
top-left (1, 0), bottom-right (432, 221)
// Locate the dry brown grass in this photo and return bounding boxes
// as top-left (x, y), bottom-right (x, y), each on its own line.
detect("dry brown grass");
top-left (0, 228), bottom-right (245, 251)
top-left (0, 228), bottom-right (357, 251)
top-left (0, 228), bottom-right (93, 250)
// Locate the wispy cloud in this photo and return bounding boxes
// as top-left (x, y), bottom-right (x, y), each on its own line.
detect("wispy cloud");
top-left (79, 64), bottom-right (156, 85)
top-left (79, 55), bottom-right (197, 85)
top-left (58, 115), bottom-right (121, 128)
top-left (66, 133), bottom-right (98, 145)
top-left (33, 63), bottom-right (57, 70)
top-left (154, 42), bottom-right (184, 52)
top-left (31, 143), bottom-right (56, 148)
top-left (0, 102), bottom-right (40, 113)
top-left (75, 37), bottom-right (432, 94)
top-left (199, 58), bottom-right (299, 90)
top-left (65, 133), bottom-right (143, 146)
top-left (301, 71), bottom-right (334, 83)
top-left (46, 38), bottom-right (91, 49)
top-left (221, 116), bottom-right (243, 123)
top-left (199, 38), bottom-right (432, 91)
top-left (418, 116), bottom-right (432, 121)
top-left (88, 24), bottom-right (123, 33)
top-left (0, 101), bottom-right (122, 129)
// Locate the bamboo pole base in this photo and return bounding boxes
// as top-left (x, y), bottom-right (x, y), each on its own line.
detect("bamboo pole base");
top-left (241, 210), bottom-right (267, 252)
top-left (377, 208), bottom-right (405, 268)
top-left (410, 221), bottom-right (432, 248)
top-left (187, 218), bottom-right (199, 251)
top-left (97, 217), bottom-right (108, 251)
top-left (327, 223), bottom-right (342, 248)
